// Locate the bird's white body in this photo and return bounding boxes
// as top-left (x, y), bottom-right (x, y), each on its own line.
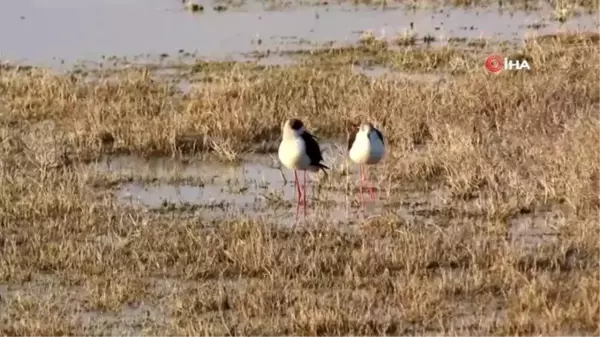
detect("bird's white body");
top-left (278, 125), bottom-right (321, 172)
top-left (349, 128), bottom-right (385, 165)
top-left (278, 137), bottom-right (315, 171)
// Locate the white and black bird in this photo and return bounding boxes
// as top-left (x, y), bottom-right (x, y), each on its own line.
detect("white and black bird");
top-left (347, 122), bottom-right (385, 201)
top-left (278, 118), bottom-right (328, 215)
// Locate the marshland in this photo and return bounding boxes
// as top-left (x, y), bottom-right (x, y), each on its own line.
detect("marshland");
top-left (0, 0), bottom-right (599, 335)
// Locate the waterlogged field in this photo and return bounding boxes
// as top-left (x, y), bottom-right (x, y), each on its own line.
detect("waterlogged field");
top-left (0, 0), bottom-right (599, 335)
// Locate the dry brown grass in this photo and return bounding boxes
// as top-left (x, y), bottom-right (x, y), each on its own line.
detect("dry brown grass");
top-left (0, 33), bottom-right (598, 335)
top-left (205, 0), bottom-right (600, 11)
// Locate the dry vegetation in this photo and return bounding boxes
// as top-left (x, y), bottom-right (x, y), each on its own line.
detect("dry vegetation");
top-left (190, 0), bottom-right (600, 11)
top-left (0, 32), bottom-right (598, 335)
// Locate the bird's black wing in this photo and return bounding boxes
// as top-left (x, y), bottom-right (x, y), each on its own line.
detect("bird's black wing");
top-left (347, 129), bottom-right (358, 151)
top-left (374, 128), bottom-right (384, 145)
top-left (301, 131), bottom-right (327, 168)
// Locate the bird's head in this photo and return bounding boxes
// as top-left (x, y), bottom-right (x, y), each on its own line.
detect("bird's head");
top-left (283, 118), bottom-right (305, 136)
top-left (359, 122), bottom-right (375, 134)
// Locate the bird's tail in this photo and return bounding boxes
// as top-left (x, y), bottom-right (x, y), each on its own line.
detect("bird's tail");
top-left (317, 163), bottom-right (329, 176)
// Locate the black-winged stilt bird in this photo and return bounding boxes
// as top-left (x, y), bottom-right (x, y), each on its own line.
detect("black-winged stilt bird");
top-left (348, 122), bottom-right (385, 202)
top-left (278, 118), bottom-right (329, 216)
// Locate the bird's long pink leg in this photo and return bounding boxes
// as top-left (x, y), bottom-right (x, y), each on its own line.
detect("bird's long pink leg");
top-left (294, 170), bottom-right (304, 205)
top-left (367, 166), bottom-right (375, 201)
top-left (359, 164), bottom-right (364, 207)
top-left (293, 171), bottom-right (296, 200)
top-left (303, 170), bottom-right (307, 215)
top-left (294, 170), bottom-right (302, 219)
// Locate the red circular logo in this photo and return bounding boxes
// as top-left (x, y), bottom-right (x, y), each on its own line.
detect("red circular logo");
top-left (485, 55), bottom-right (503, 73)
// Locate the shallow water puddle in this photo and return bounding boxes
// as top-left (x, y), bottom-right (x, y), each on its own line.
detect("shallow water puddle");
top-left (0, 276), bottom-right (170, 334)
top-left (90, 154), bottom-right (394, 226)
top-left (1, 0), bottom-right (597, 66)
top-left (119, 180), bottom-right (376, 226)
top-left (507, 209), bottom-right (563, 250)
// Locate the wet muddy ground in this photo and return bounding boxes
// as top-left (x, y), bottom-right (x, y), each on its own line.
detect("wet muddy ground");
top-left (86, 152), bottom-right (564, 249)
top-left (0, 127), bottom-right (591, 327)
top-left (0, 149), bottom-right (570, 334)
top-left (91, 152), bottom-right (408, 226)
